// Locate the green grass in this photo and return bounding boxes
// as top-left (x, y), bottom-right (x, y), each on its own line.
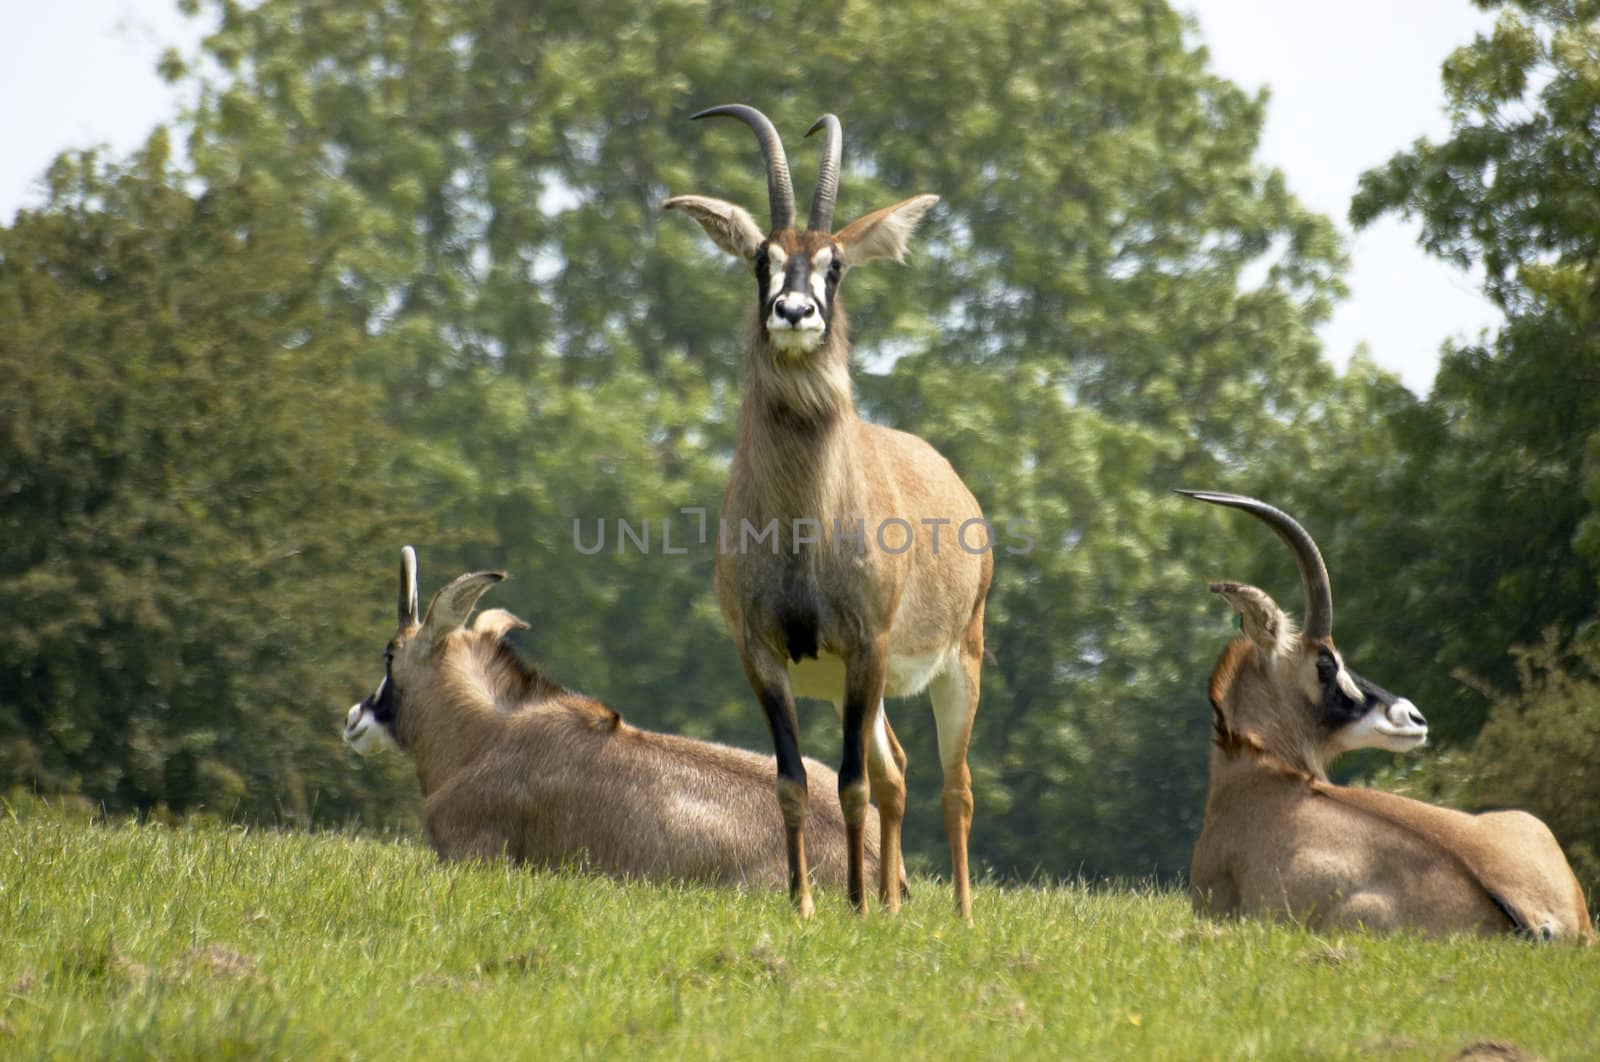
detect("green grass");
top-left (1, 801), bottom-right (1595, 1060)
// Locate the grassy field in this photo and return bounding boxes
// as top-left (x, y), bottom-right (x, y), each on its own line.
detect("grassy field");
top-left (1, 801), bottom-right (1595, 1060)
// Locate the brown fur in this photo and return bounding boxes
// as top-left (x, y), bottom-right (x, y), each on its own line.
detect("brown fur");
top-left (670, 188), bottom-right (992, 918)
top-left (718, 293), bottom-right (993, 917)
top-left (1195, 636), bottom-right (1594, 942)
top-left (369, 585), bottom-right (892, 891)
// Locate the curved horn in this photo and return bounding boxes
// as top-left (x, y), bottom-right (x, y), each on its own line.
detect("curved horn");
top-left (399, 545), bottom-right (420, 626)
top-left (691, 104), bottom-right (795, 231)
top-left (805, 114), bottom-right (841, 232)
top-left (1175, 490), bottom-right (1333, 641)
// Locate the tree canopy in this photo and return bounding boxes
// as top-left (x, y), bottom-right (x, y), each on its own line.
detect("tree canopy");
top-left (0, 134), bottom-right (418, 824)
top-left (1348, 0), bottom-right (1600, 740)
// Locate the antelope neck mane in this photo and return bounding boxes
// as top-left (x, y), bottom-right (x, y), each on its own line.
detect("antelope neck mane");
top-left (455, 632), bottom-right (564, 709)
top-left (477, 633), bottom-right (623, 730)
top-left (1206, 638), bottom-right (1317, 784)
top-left (1209, 706), bottom-right (1318, 786)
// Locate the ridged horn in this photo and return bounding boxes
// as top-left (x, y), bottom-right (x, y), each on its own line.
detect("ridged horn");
top-left (399, 545), bottom-right (420, 626)
top-left (1175, 490), bottom-right (1333, 641)
top-left (691, 104), bottom-right (795, 231)
top-left (805, 113), bottom-right (841, 232)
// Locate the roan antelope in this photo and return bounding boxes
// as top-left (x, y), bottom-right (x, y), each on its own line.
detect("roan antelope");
top-left (343, 546), bottom-right (895, 890)
top-left (665, 106), bottom-right (991, 918)
top-left (1181, 490), bottom-right (1593, 941)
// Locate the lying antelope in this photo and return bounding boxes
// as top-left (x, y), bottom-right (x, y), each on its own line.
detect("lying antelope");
top-left (343, 546), bottom-right (894, 891)
top-left (1181, 489), bottom-right (1593, 941)
top-left (666, 106), bottom-right (991, 917)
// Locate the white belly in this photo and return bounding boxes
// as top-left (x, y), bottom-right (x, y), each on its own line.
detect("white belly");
top-left (786, 647), bottom-right (954, 703)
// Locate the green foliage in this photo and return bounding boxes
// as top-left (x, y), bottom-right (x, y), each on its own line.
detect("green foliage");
top-left (1388, 629), bottom-right (1600, 892)
top-left (1465, 630), bottom-right (1600, 889)
top-left (0, 136), bottom-right (419, 825)
top-left (2, 808), bottom-right (1596, 1058)
top-left (1349, 0), bottom-right (1600, 739)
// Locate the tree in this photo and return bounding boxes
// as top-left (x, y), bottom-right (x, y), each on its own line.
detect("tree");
top-left (1382, 628), bottom-right (1600, 893)
top-left (0, 133), bottom-right (420, 824)
top-left (156, 0), bottom-right (1351, 878)
top-left (1350, 0), bottom-right (1600, 740)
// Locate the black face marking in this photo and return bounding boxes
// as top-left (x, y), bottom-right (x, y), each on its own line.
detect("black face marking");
top-left (753, 240), bottom-right (842, 336)
top-left (819, 247), bottom-right (842, 305)
top-left (1315, 647), bottom-right (1363, 729)
top-left (366, 656), bottom-right (400, 730)
top-left (754, 245), bottom-right (777, 316)
top-left (1315, 647), bottom-right (1403, 732)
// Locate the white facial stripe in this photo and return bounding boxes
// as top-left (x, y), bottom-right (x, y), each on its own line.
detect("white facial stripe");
top-left (1336, 666), bottom-right (1362, 703)
top-left (809, 248), bottom-right (833, 307)
top-left (765, 245), bottom-right (789, 303)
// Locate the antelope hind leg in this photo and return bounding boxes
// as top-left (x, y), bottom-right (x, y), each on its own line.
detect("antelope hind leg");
top-left (866, 704), bottom-right (908, 912)
top-left (930, 644), bottom-right (980, 921)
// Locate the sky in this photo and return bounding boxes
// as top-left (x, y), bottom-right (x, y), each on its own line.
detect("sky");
top-left (1177, 0), bottom-right (1503, 393)
top-left (1, 1), bottom-right (1503, 394)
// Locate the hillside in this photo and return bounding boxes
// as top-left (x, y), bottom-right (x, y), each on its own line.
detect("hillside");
top-left (1, 802), bottom-right (1595, 1058)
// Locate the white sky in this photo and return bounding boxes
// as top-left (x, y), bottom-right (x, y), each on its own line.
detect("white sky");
top-left (1180, 0), bottom-right (1503, 393)
top-left (1, 1), bottom-right (1502, 394)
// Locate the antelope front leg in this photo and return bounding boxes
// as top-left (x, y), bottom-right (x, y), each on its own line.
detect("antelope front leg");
top-left (841, 640), bottom-right (890, 916)
top-left (742, 648), bottom-right (813, 917)
top-left (423, 778), bottom-right (521, 864)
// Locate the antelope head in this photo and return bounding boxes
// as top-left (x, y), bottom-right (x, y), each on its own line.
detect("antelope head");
top-left (343, 545), bottom-right (507, 755)
top-left (664, 104), bottom-right (938, 359)
top-left (1180, 490), bottom-right (1428, 777)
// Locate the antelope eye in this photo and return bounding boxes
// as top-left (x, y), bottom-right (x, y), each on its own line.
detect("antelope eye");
top-left (1315, 650), bottom-right (1338, 684)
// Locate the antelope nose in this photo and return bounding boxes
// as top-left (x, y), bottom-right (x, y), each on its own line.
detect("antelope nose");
top-left (775, 297), bottom-right (810, 325)
top-left (1393, 699), bottom-right (1426, 729)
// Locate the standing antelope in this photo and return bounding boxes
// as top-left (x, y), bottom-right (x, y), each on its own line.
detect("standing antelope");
top-left (665, 106), bottom-right (991, 918)
top-left (343, 546), bottom-right (896, 890)
top-left (1181, 490), bottom-right (1593, 940)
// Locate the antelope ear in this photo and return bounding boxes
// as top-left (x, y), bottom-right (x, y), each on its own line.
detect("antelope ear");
top-left (421, 571), bottom-right (506, 641)
top-left (663, 195), bottom-right (765, 261)
top-left (473, 608), bottom-right (530, 641)
top-left (833, 193), bottom-right (939, 266)
top-left (1210, 580), bottom-right (1297, 658)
